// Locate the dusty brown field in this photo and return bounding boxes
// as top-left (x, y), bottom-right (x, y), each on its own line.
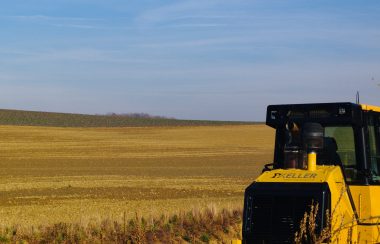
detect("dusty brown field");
top-left (0, 125), bottom-right (274, 229)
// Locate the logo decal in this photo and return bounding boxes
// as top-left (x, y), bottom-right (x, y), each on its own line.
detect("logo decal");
top-left (271, 173), bottom-right (317, 179)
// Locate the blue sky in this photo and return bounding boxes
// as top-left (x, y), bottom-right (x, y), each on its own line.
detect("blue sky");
top-left (0, 0), bottom-right (379, 121)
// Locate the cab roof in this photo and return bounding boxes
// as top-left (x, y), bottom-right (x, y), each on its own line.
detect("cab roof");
top-left (361, 104), bottom-right (380, 113)
top-left (266, 102), bottom-right (380, 128)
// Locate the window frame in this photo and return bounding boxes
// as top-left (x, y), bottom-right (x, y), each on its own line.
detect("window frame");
top-left (272, 122), bottom-right (369, 185)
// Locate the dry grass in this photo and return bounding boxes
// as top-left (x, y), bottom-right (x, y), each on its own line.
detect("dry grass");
top-left (0, 206), bottom-right (242, 243)
top-left (0, 124), bottom-right (274, 241)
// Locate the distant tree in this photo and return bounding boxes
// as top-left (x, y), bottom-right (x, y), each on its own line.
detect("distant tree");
top-left (105, 112), bottom-right (173, 119)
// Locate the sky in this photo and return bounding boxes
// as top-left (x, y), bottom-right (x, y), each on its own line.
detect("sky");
top-left (0, 0), bottom-right (379, 121)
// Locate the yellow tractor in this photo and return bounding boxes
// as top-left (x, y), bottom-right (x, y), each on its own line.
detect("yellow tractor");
top-left (242, 103), bottom-right (380, 243)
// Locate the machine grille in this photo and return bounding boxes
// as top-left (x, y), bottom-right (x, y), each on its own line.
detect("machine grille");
top-left (243, 183), bottom-right (330, 244)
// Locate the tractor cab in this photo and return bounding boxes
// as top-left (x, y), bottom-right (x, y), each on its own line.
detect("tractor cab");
top-left (266, 102), bottom-right (380, 184)
top-left (242, 102), bottom-right (380, 243)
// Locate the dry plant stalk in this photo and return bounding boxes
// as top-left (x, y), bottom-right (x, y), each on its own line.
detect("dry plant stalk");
top-left (294, 186), bottom-right (350, 244)
top-left (294, 202), bottom-right (331, 244)
top-left (294, 185), bottom-right (380, 244)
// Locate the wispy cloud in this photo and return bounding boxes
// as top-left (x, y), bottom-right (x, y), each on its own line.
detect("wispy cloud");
top-left (6, 14), bottom-right (102, 22)
top-left (4, 14), bottom-right (104, 29)
top-left (0, 47), bottom-right (167, 65)
top-left (135, 0), bottom-right (239, 27)
top-left (50, 23), bottom-right (99, 29)
top-left (135, 37), bottom-right (254, 48)
top-left (7, 14), bottom-right (103, 22)
top-left (163, 23), bottom-right (227, 28)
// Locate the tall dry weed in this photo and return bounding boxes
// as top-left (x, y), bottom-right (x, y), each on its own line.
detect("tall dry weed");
top-left (294, 193), bottom-right (380, 244)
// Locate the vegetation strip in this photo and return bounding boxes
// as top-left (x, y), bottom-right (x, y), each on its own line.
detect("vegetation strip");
top-left (0, 207), bottom-right (242, 243)
top-left (0, 109), bottom-right (260, 127)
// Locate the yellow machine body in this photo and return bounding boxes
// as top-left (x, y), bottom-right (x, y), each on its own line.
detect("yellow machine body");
top-left (257, 165), bottom-right (380, 243)
top-left (350, 186), bottom-right (380, 241)
top-left (242, 103), bottom-right (380, 243)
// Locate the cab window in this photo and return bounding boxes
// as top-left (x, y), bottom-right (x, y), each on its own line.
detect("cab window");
top-left (325, 126), bottom-right (357, 182)
top-left (368, 114), bottom-right (380, 183)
